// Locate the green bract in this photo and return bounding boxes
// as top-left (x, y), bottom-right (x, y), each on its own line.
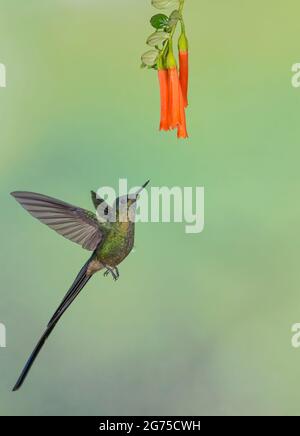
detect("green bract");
top-left (142, 0), bottom-right (187, 72)
top-left (168, 10), bottom-right (180, 27)
top-left (150, 14), bottom-right (169, 29)
top-left (141, 50), bottom-right (159, 67)
top-left (151, 0), bottom-right (179, 10)
top-left (147, 31), bottom-right (170, 47)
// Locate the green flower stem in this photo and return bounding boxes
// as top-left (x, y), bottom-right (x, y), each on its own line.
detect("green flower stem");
top-left (179, 0), bottom-right (186, 34)
top-left (157, 0), bottom-right (186, 69)
top-left (179, 0), bottom-right (185, 14)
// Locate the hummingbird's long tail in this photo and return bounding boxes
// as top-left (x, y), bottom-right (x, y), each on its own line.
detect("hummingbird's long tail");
top-left (12, 252), bottom-right (96, 391)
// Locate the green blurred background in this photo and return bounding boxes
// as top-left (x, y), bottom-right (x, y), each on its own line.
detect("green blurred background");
top-left (0, 0), bottom-right (300, 416)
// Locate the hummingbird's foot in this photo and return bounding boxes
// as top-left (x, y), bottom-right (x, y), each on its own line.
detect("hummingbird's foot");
top-left (103, 266), bottom-right (119, 281)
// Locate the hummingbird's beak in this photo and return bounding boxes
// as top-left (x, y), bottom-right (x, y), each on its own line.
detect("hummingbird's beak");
top-left (133, 180), bottom-right (150, 200)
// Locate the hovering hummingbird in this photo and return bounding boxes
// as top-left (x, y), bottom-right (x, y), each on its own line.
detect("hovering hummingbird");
top-left (11, 180), bottom-right (150, 391)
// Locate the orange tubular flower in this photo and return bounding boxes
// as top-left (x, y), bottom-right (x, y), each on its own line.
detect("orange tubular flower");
top-left (158, 59), bottom-right (169, 131)
top-left (178, 86), bottom-right (188, 139)
top-left (178, 31), bottom-right (189, 108)
top-left (166, 46), bottom-right (181, 130)
top-left (168, 67), bottom-right (181, 129)
top-left (142, 0), bottom-right (190, 139)
top-left (179, 50), bottom-right (188, 107)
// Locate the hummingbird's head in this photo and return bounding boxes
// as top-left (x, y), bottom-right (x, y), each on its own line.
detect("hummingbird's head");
top-left (114, 180), bottom-right (150, 221)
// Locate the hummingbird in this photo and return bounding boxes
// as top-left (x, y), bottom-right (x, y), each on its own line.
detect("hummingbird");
top-left (11, 180), bottom-right (150, 391)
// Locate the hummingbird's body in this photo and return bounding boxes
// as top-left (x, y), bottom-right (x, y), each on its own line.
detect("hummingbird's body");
top-left (11, 181), bottom-right (149, 391)
top-left (98, 221), bottom-right (135, 267)
top-left (85, 222), bottom-right (135, 277)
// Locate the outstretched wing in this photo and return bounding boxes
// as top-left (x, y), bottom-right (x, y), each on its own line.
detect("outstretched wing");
top-left (90, 190), bottom-right (113, 222)
top-left (11, 191), bottom-right (103, 251)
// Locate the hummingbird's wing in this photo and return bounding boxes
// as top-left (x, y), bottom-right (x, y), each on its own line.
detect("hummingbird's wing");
top-left (90, 190), bottom-right (113, 222)
top-left (11, 191), bottom-right (103, 251)
top-left (91, 190), bottom-right (112, 211)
